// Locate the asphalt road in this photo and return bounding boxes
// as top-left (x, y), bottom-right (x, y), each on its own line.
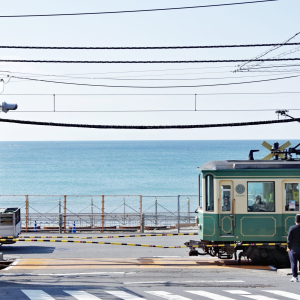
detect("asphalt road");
top-left (0, 231), bottom-right (298, 300)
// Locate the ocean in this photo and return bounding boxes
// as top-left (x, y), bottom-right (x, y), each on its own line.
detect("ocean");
top-left (0, 140), bottom-right (293, 214)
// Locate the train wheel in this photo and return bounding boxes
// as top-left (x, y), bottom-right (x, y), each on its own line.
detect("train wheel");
top-left (189, 249), bottom-right (199, 256)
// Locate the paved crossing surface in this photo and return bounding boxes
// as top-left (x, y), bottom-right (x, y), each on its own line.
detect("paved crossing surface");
top-left (0, 236), bottom-right (297, 300)
top-left (3, 257), bottom-right (273, 270)
top-left (15, 288), bottom-right (300, 300)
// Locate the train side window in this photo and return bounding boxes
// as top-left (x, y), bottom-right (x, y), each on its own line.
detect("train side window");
top-left (285, 183), bottom-right (299, 211)
top-left (247, 182), bottom-right (275, 212)
top-left (205, 175), bottom-right (214, 211)
top-left (221, 185), bottom-right (231, 211)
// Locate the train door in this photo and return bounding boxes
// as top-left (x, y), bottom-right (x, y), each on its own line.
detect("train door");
top-left (282, 181), bottom-right (300, 236)
top-left (219, 181), bottom-right (234, 236)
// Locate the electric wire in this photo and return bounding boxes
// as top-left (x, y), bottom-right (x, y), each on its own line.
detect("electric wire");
top-left (0, 65), bottom-right (236, 78)
top-left (2, 42), bottom-right (300, 50)
top-left (1, 92), bottom-right (300, 96)
top-left (1, 58), bottom-right (300, 64)
top-left (8, 71), bottom-right (300, 82)
top-left (11, 109), bottom-right (300, 113)
top-left (9, 74), bottom-right (300, 89)
top-left (237, 32), bottom-right (300, 71)
top-left (0, 117), bottom-right (299, 130)
top-left (0, 0), bottom-right (277, 18)
top-left (0, 68), bottom-right (236, 81)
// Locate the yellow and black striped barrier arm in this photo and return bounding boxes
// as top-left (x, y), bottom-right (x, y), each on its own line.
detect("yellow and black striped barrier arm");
top-left (0, 238), bottom-right (287, 249)
top-left (1, 232), bottom-right (198, 240)
top-left (17, 236), bottom-right (79, 239)
top-left (0, 238), bottom-right (168, 248)
top-left (81, 232), bottom-right (199, 239)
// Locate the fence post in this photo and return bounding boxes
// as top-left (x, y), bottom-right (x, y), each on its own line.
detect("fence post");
top-left (139, 195), bottom-right (143, 232)
top-left (59, 199), bottom-right (61, 214)
top-left (102, 195), bottom-right (105, 232)
top-left (58, 199), bottom-right (61, 233)
top-left (177, 195), bottom-right (180, 233)
top-left (187, 197), bottom-right (190, 223)
top-left (59, 213), bottom-right (63, 234)
top-left (91, 198), bottom-right (94, 228)
top-left (25, 195), bottom-right (29, 232)
top-left (141, 213), bottom-right (145, 233)
top-left (155, 197), bottom-right (158, 225)
top-left (64, 195), bottom-right (67, 232)
top-left (123, 197), bottom-right (126, 224)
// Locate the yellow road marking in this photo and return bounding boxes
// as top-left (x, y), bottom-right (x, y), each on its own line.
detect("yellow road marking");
top-left (9, 258), bottom-right (272, 270)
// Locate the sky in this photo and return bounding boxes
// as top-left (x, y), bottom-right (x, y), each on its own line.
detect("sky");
top-left (0, 0), bottom-right (299, 141)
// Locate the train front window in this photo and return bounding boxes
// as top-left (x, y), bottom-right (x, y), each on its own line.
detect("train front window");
top-left (247, 182), bottom-right (275, 212)
top-left (205, 175), bottom-right (214, 211)
top-left (285, 183), bottom-right (299, 211)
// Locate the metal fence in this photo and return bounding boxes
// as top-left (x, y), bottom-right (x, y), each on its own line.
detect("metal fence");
top-left (0, 195), bottom-right (199, 233)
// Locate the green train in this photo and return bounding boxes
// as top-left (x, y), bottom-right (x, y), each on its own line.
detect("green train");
top-left (185, 141), bottom-right (300, 265)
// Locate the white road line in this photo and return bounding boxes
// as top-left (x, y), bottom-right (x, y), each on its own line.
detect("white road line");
top-left (124, 281), bottom-right (168, 285)
top-left (184, 281), bottom-right (245, 283)
top-left (264, 290), bottom-right (300, 300)
top-left (145, 291), bottom-right (192, 300)
top-left (0, 271), bottom-right (130, 276)
top-left (105, 290), bottom-right (145, 299)
top-left (64, 290), bottom-right (102, 299)
top-left (225, 290), bottom-right (251, 295)
top-left (3, 258), bottom-right (20, 271)
top-left (124, 280), bottom-right (244, 284)
top-left (243, 296), bottom-right (278, 300)
top-left (186, 290), bottom-right (237, 300)
top-left (152, 256), bottom-right (182, 258)
top-left (21, 290), bottom-right (56, 300)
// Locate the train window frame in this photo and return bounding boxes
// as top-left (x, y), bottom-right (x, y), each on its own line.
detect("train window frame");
top-left (205, 174), bottom-right (214, 212)
top-left (220, 182), bottom-right (232, 213)
top-left (247, 181), bottom-right (275, 213)
top-left (199, 173), bottom-right (203, 208)
top-left (284, 182), bottom-right (299, 212)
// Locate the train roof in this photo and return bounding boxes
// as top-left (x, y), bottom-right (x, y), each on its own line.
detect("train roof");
top-left (200, 160), bottom-right (300, 170)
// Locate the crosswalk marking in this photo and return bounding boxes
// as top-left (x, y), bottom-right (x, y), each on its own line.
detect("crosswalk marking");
top-left (225, 290), bottom-right (252, 295)
top-left (264, 290), bottom-right (300, 300)
top-left (64, 290), bottom-right (102, 299)
top-left (186, 290), bottom-right (236, 300)
top-left (105, 290), bottom-right (145, 299)
top-left (145, 291), bottom-right (192, 300)
top-left (19, 288), bottom-right (300, 300)
top-left (21, 290), bottom-right (56, 300)
top-left (242, 296), bottom-right (279, 300)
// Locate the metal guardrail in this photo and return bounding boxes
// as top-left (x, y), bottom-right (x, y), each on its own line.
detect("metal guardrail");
top-left (0, 195), bottom-right (199, 233)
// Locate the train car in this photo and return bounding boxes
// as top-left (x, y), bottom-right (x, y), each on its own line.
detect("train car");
top-left (185, 141), bottom-right (300, 265)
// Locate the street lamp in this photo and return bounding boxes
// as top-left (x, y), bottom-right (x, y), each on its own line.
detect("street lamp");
top-left (0, 101), bottom-right (18, 113)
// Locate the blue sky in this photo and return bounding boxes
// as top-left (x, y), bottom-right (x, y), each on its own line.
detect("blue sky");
top-left (0, 0), bottom-right (299, 141)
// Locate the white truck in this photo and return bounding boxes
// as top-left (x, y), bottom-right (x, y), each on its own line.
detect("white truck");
top-left (0, 208), bottom-right (21, 245)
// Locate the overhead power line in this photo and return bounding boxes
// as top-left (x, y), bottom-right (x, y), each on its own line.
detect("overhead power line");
top-left (1, 58), bottom-right (300, 64)
top-left (2, 43), bottom-right (300, 50)
top-left (0, 117), bottom-right (298, 130)
top-left (11, 109), bottom-right (300, 113)
top-left (2, 92), bottom-right (300, 96)
top-left (236, 31), bottom-right (300, 71)
top-left (10, 74), bottom-right (300, 89)
top-left (0, 0), bottom-right (277, 18)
